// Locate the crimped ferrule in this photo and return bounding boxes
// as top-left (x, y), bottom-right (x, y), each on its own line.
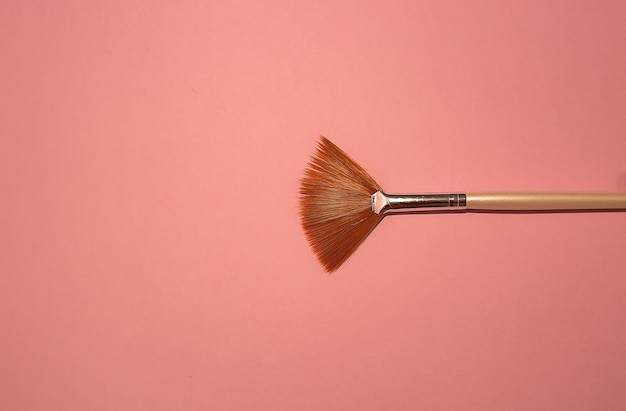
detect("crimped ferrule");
top-left (372, 191), bottom-right (467, 215)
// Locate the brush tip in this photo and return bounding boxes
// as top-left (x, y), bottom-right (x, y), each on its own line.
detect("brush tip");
top-left (299, 136), bottom-right (383, 273)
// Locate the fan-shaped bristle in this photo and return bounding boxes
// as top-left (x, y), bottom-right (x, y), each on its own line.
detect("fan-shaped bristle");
top-left (299, 137), bottom-right (384, 273)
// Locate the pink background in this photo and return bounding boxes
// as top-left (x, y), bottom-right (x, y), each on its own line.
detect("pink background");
top-left (2, 1), bottom-right (626, 410)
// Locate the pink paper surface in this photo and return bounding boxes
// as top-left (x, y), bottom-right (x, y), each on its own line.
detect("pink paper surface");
top-left (2, 1), bottom-right (626, 410)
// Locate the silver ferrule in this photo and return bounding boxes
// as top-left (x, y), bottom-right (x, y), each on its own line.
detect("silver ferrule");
top-left (372, 191), bottom-right (467, 215)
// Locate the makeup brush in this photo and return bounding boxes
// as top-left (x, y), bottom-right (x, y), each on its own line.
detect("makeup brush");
top-left (299, 136), bottom-right (626, 273)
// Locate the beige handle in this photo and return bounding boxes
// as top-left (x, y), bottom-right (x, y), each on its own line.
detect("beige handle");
top-left (466, 192), bottom-right (626, 211)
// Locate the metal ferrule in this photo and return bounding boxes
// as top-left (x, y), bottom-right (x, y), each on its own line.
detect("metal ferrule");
top-left (372, 191), bottom-right (467, 215)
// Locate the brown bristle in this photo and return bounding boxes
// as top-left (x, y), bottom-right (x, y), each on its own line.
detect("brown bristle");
top-left (299, 137), bottom-right (384, 273)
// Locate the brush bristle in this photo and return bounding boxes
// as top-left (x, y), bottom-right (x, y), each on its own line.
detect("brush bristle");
top-left (299, 137), bottom-right (384, 273)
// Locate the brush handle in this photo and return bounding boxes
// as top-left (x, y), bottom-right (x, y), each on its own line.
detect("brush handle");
top-left (466, 192), bottom-right (626, 211)
top-left (373, 191), bottom-right (626, 214)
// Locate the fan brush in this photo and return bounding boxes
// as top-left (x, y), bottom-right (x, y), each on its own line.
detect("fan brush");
top-left (299, 136), bottom-right (626, 273)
